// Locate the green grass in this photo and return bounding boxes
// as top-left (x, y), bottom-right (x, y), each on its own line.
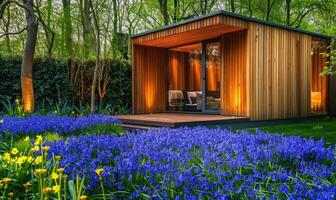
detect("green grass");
top-left (249, 117), bottom-right (336, 145)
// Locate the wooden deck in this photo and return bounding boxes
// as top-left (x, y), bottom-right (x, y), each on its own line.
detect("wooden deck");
top-left (119, 113), bottom-right (249, 128)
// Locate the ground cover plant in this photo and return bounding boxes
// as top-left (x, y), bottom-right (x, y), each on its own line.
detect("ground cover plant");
top-left (1, 124), bottom-right (335, 199)
top-left (0, 114), bottom-right (120, 138)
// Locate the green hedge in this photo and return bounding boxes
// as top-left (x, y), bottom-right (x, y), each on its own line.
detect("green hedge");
top-left (0, 57), bottom-right (131, 110)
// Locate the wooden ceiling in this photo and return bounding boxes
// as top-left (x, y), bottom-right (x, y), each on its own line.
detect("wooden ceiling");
top-left (170, 43), bottom-right (202, 52)
top-left (133, 24), bottom-right (244, 48)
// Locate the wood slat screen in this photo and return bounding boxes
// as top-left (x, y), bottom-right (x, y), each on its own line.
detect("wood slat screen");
top-left (221, 30), bottom-right (248, 116)
top-left (132, 45), bottom-right (168, 113)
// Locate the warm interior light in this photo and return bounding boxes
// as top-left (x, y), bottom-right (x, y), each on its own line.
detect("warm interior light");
top-left (311, 92), bottom-right (321, 111)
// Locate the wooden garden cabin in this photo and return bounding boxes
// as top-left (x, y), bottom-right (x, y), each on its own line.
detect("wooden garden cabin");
top-left (128, 11), bottom-right (335, 125)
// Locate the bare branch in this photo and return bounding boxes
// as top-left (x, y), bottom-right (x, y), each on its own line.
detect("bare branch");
top-left (0, 26), bottom-right (27, 38)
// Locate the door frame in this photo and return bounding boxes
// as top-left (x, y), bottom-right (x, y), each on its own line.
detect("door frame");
top-left (201, 38), bottom-right (221, 114)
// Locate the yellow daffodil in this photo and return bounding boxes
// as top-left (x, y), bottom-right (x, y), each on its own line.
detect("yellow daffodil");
top-left (51, 172), bottom-right (59, 180)
top-left (31, 145), bottom-right (39, 152)
top-left (1, 178), bottom-right (12, 184)
top-left (33, 156), bottom-right (43, 165)
top-left (23, 182), bottom-right (32, 190)
top-left (42, 146), bottom-right (50, 153)
top-left (7, 192), bottom-right (14, 199)
top-left (11, 148), bottom-right (19, 155)
top-left (36, 135), bottom-right (42, 141)
top-left (43, 187), bottom-right (53, 194)
top-left (52, 185), bottom-right (60, 193)
top-left (57, 168), bottom-right (65, 173)
top-left (79, 195), bottom-right (88, 200)
top-left (24, 136), bottom-right (30, 142)
top-left (34, 168), bottom-right (47, 176)
top-left (3, 153), bottom-right (11, 162)
top-left (16, 156), bottom-right (28, 165)
top-left (34, 135), bottom-right (43, 145)
top-left (95, 168), bottom-right (104, 177)
top-left (55, 155), bottom-right (61, 162)
top-left (15, 99), bottom-right (20, 104)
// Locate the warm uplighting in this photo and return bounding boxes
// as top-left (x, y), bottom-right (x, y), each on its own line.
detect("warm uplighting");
top-left (145, 81), bottom-right (155, 110)
top-left (21, 77), bottom-right (34, 112)
top-left (311, 92), bottom-right (321, 111)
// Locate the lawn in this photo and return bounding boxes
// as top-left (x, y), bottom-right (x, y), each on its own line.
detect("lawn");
top-left (251, 117), bottom-right (336, 145)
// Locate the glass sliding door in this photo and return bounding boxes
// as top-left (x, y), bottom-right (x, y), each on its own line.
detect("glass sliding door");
top-left (167, 39), bottom-right (221, 114)
top-left (202, 40), bottom-right (221, 113)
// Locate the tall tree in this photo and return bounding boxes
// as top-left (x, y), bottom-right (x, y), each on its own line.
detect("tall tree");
top-left (158, 0), bottom-right (168, 25)
top-left (285, 0), bottom-right (291, 25)
top-left (89, 0), bottom-right (101, 113)
top-left (62, 0), bottom-right (73, 58)
top-left (0, 0), bottom-right (38, 112)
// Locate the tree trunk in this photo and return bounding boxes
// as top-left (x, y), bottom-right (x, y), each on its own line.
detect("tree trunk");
top-left (285, 0), bottom-right (291, 26)
top-left (89, 0), bottom-right (100, 113)
top-left (62, 0), bottom-right (73, 58)
top-left (158, 0), bottom-right (168, 25)
top-left (229, 0), bottom-right (235, 13)
top-left (248, 0), bottom-right (253, 17)
top-left (265, 0), bottom-right (271, 20)
top-left (112, 0), bottom-right (118, 59)
top-left (173, 0), bottom-right (178, 22)
top-left (201, 0), bottom-right (208, 15)
top-left (81, 0), bottom-right (94, 58)
top-left (5, 7), bottom-right (11, 55)
top-left (21, 0), bottom-right (38, 112)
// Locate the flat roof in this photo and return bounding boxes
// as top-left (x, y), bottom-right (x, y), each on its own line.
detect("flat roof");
top-left (131, 10), bottom-right (333, 40)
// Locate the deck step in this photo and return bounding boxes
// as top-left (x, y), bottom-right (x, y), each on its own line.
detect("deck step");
top-left (120, 123), bottom-right (161, 130)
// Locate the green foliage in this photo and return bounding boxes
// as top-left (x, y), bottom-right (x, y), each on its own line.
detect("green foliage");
top-left (13, 138), bottom-right (31, 153)
top-left (0, 57), bottom-right (131, 114)
top-left (0, 57), bottom-right (71, 104)
top-left (79, 124), bottom-right (125, 136)
top-left (1, 97), bottom-right (25, 117)
top-left (43, 132), bottom-right (63, 142)
top-left (321, 38), bottom-right (336, 76)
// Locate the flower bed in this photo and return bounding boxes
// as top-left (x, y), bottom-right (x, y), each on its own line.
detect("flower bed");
top-left (47, 127), bottom-right (336, 199)
top-left (0, 115), bottom-right (120, 135)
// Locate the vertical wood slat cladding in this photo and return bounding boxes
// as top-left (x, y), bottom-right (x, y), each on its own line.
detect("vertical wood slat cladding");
top-left (132, 45), bottom-right (167, 113)
top-left (221, 30), bottom-right (247, 116)
top-left (247, 22), bottom-right (312, 120)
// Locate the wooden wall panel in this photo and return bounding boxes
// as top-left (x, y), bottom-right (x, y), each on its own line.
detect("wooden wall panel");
top-left (246, 21), bottom-right (312, 120)
top-left (132, 45), bottom-right (168, 113)
top-left (221, 30), bottom-right (248, 116)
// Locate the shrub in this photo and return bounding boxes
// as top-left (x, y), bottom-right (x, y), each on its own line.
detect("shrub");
top-left (0, 57), bottom-right (131, 114)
